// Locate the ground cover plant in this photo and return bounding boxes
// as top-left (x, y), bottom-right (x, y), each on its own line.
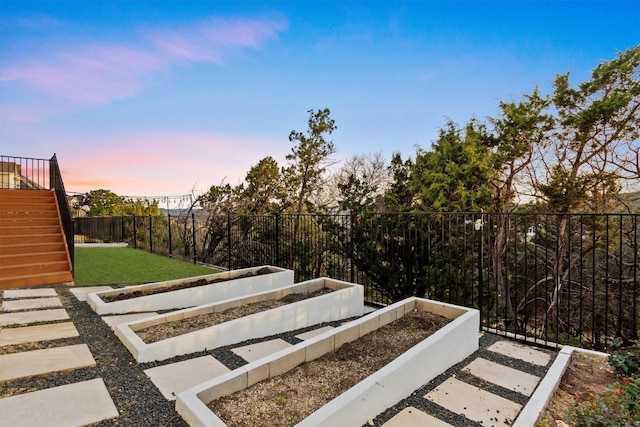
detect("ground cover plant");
top-left (74, 247), bottom-right (217, 286)
top-left (539, 339), bottom-right (640, 426)
top-left (567, 340), bottom-right (640, 426)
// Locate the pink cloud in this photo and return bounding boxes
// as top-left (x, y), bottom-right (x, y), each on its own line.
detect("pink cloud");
top-left (57, 131), bottom-right (287, 197)
top-left (3, 44), bottom-right (162, 104)
top-left (1, 15), bottom-right (288, 113)
top-left (150, 16), bottom-right (287, 63)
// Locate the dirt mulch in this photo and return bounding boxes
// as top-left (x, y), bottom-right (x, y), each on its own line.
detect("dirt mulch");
top-left (209, 310), bottom-right (451, 427)
top-left (101, 267), bottom-right (273, 302)
top-left (136, 289), bottom-right (333, 343)
top-left (538, 352), bottom-right (615, 426)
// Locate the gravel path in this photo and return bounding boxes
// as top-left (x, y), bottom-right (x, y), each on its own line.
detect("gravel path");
top-left (0, 285), bottom-right (354, 426)
top-left (0, 285), bottom-right (187, 426)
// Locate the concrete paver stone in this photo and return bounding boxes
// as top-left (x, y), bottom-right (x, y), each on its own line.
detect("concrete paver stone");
top-left (295, 326), bottom-right (334, 341)
top-left (144, 356), bottom-right (230, 400)
top-left (382, 406), bottom-right (454, 427)
top-left (2, 297), bottom-right (63, 312)
top-left (68, 286), bottom-right (113, 302)
top-left (0, 378), bottom-right (118, 427)
top-left (102, 312), bottom-right (159, 329)
top-left (0, 308), bottom-right (69, 326)
top-left (487, 340), bottom-right (551, 367)
top-left (0, 322), bottom-right (79, 347)
top-left (3, 289), bottom-right (57, 299)
top-left (462, 357), bottom-right (541, 396)
top-left (0, 344), bottom-right (96, 382)
top-left (424, 378), bottom-right (522, 427)
top-left (231, 338), bottom-right (292, 363)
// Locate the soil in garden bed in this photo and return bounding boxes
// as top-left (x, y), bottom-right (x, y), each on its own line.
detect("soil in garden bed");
top-left (101, 267), bottom-right (274, 302)
top-left (538, 352), bottom-right (615, 426)
top-left (136, 288), bottom-right (334, 343)
top-left (209, 310), bottom-right (451, 427)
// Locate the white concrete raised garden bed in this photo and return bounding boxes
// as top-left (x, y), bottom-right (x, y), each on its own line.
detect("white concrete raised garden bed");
top-left (114, 277), bottom-right (364, 362)
top-left (87, 266), bottom-right (294, 315)
top-left (175, 297), bottom-right (479, 427)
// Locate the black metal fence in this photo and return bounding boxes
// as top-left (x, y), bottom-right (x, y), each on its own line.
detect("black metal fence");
top-left (74, 211), bottom-right (640, 350)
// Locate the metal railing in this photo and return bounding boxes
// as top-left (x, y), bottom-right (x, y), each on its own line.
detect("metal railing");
top-left (74, 211), bottom-right (640, 350)
top-left (1, 154), bottom-right (75, 271)
top-left (0, 155), bottom-right (49, 189)
top-left (49, 154), bottom-right (74, 270)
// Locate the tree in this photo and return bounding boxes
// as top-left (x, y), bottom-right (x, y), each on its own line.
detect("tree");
top-left (83, 189), bottom-right (162, 216)
top-left (283, 108), bottom-right (337, 215)
top-left (280, 108), bottom-right (338, 277)
top-left (334, 152), bottom-right (389, 213)
top-left (486, 89), bottom-right (554, 318)
top-left (535, 45), bottom-right (640, 213)
top-left (412, 120), bottom-right (496, 213)
top-left (514, 46), bottom-right (640, 338)
top-left (383, 152), bottom-right (414, 212)
top-left (490, 88), bottom-right (553, 212)
top-left (242, 156), bottom-right (282, 214)
top-left (84, 189), bottom-right (124, 216)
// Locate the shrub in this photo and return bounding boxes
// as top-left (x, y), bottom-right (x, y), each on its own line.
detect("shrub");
top-left (568, 377), bottom-right (640, 426)
top-left (567, 338), bottom-right (640, 426)
top-left (608, 338), bottom-right (640, 378)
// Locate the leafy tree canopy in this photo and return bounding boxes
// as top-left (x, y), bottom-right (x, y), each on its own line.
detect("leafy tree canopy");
top-left (412, 120), bottom-right (496, 212)
top-left (83, 189), bottom-right (162, 216)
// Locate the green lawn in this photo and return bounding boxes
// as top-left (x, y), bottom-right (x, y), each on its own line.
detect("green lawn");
top-left (74, 247), bottom-right (218, 286)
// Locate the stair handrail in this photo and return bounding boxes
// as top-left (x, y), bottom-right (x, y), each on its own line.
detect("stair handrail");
top-left (49, 154), bottom-right (75, 274)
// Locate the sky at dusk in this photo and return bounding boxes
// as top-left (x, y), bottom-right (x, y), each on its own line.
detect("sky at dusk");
top-left (1, 1), bottom-right (639, 200)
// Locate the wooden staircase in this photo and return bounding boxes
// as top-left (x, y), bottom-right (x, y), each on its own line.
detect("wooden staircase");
top-left (0, 189), bottom-right (73, 288)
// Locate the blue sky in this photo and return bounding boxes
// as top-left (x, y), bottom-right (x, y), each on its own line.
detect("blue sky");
top-left (1, 1), bottom-right (639, 198)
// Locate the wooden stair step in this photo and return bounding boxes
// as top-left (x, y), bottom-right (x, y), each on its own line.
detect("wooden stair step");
top-left (0, 225), bottom-right (61, 236)
top-left (0, 234), bottom-right (64, 245)
top-left (0, 211), bottom-right (59, 219)
top-left (0, 271), bottom-right (73, 289)
top-left (0, 260), bottom-right (70, 277)
top-left (0, 218), bottom-right (60, 227)
top-left (0, 205), bottom-right (58, 214)
top-left (1, 251), bottom-right (69, 265)
top-left (0, 189), bottom-right (53, 198)
top-left (0, 242), bottom-right (66, 256)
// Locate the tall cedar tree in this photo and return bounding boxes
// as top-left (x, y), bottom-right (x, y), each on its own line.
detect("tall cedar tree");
top-left (284, 108), bottom-right (337, 215)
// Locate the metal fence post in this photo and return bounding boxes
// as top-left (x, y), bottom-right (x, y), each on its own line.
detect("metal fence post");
top-left (350, 212), bottom-right (355, 283)
top-left (275, 213), bottom-right (280, 266)
top-left (475, 211), bottom-right (484, 328)
top-left (227, 214), bottom-right (232, 270)
top-left (191, 213), bottom-right (196, 264)
top-left (149, 215), bottom-right (153, 253)
top-left (168, 214), bottom-right (173, 258)
top-left (133, 216), bottom-right (137, 249)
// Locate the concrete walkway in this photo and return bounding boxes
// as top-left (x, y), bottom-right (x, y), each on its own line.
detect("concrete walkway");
top-left (1, 285), bottom-right (559, 427)
top-left (0, 288), bottom-right (118, 426)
